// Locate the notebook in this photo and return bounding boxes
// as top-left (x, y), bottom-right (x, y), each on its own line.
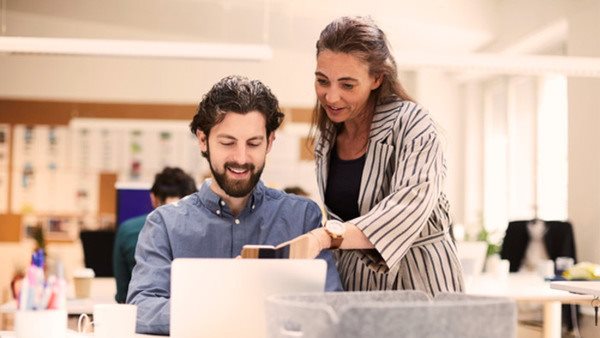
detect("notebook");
top-left (170, 258), bottom-right (326, 338)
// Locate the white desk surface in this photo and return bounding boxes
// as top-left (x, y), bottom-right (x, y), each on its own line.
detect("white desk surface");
top-left (550, 281), bottom-right (600, 297)
top-left (466, 273), bottom-right (594, 338)
top-left (466, 273), bottom-right (593, 302)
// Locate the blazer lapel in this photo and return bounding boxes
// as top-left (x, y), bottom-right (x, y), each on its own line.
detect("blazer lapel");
top-left (357, 101), bottom-right (401, 214)
top-left (314, 130), bottom-right (333, 206)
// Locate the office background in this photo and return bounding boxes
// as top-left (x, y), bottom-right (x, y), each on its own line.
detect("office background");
top-left (1, 0), bottom-right (600, 303)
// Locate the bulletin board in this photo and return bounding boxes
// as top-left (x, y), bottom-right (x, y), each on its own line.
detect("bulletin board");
top-left (0, 124), bottom-right (9, 214)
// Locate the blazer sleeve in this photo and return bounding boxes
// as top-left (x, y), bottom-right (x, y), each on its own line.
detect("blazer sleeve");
top-left (351, 109), bottom-right (445, 270)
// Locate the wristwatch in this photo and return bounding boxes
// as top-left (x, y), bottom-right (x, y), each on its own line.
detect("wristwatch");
top-left (324, 220), bottom-right (346, 249)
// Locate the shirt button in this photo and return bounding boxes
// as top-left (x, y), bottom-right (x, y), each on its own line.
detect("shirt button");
top-left (220, 200), bottom-right (225, 206)
top-left (216, 210), bottom-right (221, 215)
top-left (252, 205), bottom-right (255, 210)
top-left (234, 219), bottom-right (240, 224)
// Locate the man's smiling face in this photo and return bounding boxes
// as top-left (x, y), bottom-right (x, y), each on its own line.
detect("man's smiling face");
top-left (197, 111), bottom-right (273, 198)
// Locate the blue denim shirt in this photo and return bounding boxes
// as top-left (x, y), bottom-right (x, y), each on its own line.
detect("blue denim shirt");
top-left (127, 180), bottom-right (342, 335)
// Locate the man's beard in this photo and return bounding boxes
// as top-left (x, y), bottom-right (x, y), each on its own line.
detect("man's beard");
top-left (207, 151), bottom-right (264, 198)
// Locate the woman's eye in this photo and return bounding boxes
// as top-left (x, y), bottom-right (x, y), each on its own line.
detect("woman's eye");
top-left (220, 142), bottom-right (234, 146)
top-left (342, 83), bottom-right (354, 90)
top-left (248, 142), bottom-right (261, 147)
top-left (316, 78), bottom-right (328, 86)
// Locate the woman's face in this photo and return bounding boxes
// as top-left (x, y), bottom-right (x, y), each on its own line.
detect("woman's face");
top-left (315, 50), bottom-right (382, 124)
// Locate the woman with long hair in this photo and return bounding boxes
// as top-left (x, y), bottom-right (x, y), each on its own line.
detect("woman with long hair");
top-left (286, 16), bottom-right (463, 295)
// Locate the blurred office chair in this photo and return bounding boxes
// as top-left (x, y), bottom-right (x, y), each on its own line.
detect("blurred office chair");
top-left (500, 220), bottom-right (578, 332)
top-left (500, 220), bottom-right (576, 273)
top-left (79, 230), bottom-right (115, 277)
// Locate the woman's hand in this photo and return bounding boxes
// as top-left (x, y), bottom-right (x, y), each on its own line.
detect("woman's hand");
top-left (281, 228), bottom-right (329, 259)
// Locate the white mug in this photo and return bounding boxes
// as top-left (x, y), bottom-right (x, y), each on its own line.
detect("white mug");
top-left (538, 259), bottom-right (555, 278)
top-left (79, 304), bottom-right (137, 338)
top-left (493, 259), bottom-right (510, 279)
top-left (15, 310), bottom-right (67, 338)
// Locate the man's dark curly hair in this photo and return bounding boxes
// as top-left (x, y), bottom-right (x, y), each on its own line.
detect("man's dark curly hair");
top-left (190, 75), bottom-right (284, 140)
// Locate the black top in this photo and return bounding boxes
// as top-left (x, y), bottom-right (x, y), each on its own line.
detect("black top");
top-left (325, 147), bottom-right (366, 222)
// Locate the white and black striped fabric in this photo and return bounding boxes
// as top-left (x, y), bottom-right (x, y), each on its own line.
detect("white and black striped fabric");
top-left (314, 100), bottom-right (464, 295)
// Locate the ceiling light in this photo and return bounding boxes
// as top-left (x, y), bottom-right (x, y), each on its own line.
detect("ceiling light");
top-left (0, 36), bottom-right (272, 61)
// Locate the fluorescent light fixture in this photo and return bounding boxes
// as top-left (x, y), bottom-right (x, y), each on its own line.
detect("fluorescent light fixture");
top-left (395, 51), bottom-right (600, 78)
top-left (2, 36), bottom-right (600, 78)
top-left (0, 36), bottom-right (272, 61)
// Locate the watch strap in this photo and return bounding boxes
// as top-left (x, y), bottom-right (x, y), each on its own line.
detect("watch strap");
top-left (329, 236), bottom-right (343, 249)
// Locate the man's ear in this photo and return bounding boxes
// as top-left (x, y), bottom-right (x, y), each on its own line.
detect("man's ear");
top-left (266, 132), bottom-right (276, 153)
top-left (150, 192), bottom-right (159, 209)
top-left (196, 130), bottom-right (208, 153)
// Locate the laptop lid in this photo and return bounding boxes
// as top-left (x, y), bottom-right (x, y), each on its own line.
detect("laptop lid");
top-left (170, 258), bottom-right (326, 338)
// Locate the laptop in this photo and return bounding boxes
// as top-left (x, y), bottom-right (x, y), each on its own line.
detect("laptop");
top-left (170, 258), bottom-right (326, 338)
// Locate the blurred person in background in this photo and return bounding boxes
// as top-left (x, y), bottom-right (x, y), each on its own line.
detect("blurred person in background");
top-left (113, 167), bottom-right (197, 303)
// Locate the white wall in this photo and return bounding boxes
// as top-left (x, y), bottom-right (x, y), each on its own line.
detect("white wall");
top-left (0, 50), bottom-right (318, 107)
top-left (0, 0), bottom-right (496, 107)
top-left (479, 0), bottom-right (600, 262)
top-left (566, 1), bottom-right (600, 264)
top-left (413, 70), bottom-right (464, 224)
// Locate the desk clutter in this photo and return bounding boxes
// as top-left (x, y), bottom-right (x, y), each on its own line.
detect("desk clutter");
top-left (14, 249), bottom-right (68, 338)
top-left (16, 249), bottom-right (66, 311)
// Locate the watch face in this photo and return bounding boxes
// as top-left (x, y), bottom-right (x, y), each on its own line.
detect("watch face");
top-left (327, 221), bottom-right (345, 236)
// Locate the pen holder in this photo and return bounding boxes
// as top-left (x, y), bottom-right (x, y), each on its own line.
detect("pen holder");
top-left (15, 309), bottom-right (67, 338)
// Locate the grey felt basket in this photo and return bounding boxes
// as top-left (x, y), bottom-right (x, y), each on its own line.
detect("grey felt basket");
top-left (265, 290), bottom-right (516, 338)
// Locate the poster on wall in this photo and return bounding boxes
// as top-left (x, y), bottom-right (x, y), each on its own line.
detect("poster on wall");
top-left (98, 128), bottom-right (123, 172)
top-left (11, 125), bottom-right (73, 214)
top-left (11, 125), bottom-right (40, 214)
top-left (70, 127), bottom-right (100, 219)
top-left (157, 130), bottom-right (177, 169)
top-left (0, 124), bottom-right (10, 213)
top-left (142, 129), bottom-right (186, 177)
top-left (37, 125), bottom-right (71, 213)
top-left (127, 129), bottom-right (144, 181)
top-left (113, 119), bottom-right (194, 182)
top-left (182, 131), bottom-right (207, 182)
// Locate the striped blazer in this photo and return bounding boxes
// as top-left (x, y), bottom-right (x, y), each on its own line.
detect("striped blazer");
top-left (314, 100), bottom-right (464, 295)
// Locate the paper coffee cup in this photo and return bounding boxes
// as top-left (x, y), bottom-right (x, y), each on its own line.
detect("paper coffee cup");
top-left (73, 268), bottom-right (95, 299)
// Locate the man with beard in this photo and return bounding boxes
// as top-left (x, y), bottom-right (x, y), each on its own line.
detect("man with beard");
top-left (127, 75), bottom-right (342, 335)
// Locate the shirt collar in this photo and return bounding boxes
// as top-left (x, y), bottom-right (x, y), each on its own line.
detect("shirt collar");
top-left (197, 179), bottom-right (265, 216)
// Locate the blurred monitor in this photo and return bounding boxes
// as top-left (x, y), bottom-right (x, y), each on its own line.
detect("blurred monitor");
top-left (115, 182), bottom-right (153, 227)
top-left (456, 241), bottom-right (488, 276)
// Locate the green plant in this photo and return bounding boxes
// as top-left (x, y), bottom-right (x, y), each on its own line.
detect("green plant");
top-left (476, 227), bottom-right (501, 257)
top-left (31, 224), bottom-right (46, 252)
